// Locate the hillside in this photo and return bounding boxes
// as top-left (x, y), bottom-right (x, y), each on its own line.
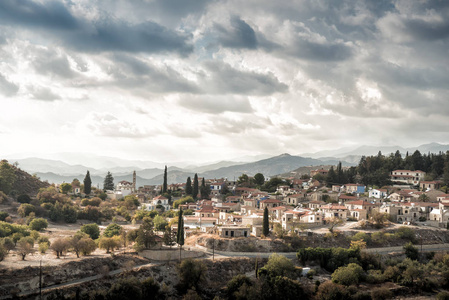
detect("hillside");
top-left (3, 162), bottom-right (50, 196)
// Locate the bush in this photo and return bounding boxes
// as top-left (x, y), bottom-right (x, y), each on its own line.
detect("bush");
top-left (0, 211), bottom-right (9, 221)
top-left (437, 291), bottom-right (449, 300)
top-left (404, 242), bottom-right (419, 260)
top-left (0, 244), bottom-right (6, 262)
top-left (177, 258), bottom-right (207, 292)
top-left (29, 218), bottom-right (48, 231)
top-left (1, 237), bottom-right (15, 253)
top-left (331, 263), bottom-right (365, 286)
top-left (371, 287), bottom-right (393, 300)
top-left (103, 223), bottom-right (122, 237)
top-left (395, 226), bottom-right (416, 243)
top-left (17, 194), bottom-right (31, 203)
top-left (39, 242), bottom-right (49, 254)
top-left (80, 223), bottom-right (100, 240)
top-left (18, 204), bottom-right (35, 217)
top-left (316, 281), bottom-right (349, 300)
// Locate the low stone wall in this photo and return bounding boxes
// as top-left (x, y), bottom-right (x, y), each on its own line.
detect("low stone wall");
top-left (139, 249), bottom-right (204, 261)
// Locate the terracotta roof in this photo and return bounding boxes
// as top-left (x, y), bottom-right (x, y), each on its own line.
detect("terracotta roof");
top-left (260, 199), bottom-right (282, 203)
top-left (153, 195), bottom-right (168, 200)
top-left (345, 200), bottom-right (374, 206)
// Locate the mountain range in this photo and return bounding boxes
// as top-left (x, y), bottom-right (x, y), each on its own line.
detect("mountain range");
top-left (4, 142), bottom-right (449, 187)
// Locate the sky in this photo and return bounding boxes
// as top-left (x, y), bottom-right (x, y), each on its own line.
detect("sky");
top-left (1, 0), bottom-right (449, 164)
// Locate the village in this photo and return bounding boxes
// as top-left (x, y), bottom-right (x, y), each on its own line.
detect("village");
top-left (104, 167), bottom-right (449, 239)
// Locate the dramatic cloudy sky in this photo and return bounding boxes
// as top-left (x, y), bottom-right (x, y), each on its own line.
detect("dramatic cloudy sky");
top-left (1, 0), bottom-right (448, 164)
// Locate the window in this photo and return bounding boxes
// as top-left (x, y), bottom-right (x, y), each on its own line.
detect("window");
top-left (225, 231), bottom-right (228, 236)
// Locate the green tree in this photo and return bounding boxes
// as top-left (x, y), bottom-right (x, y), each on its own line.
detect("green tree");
top-left (98, 236), bottom-right (120, 253)
top-left (28, 218), bottom-right (48, 231)
top-left (0, 160), bottom-right (16, 195)
top-left (177, 258), bottom-right (207, 292)
top-left (83, 171), bottom-right (92, 195)
top-left (200, 177), bottom-right (210, 199)
top-left (326, 167), bottom-right (337, 186)
top-left (185, 177), bottom-right (192, 196)
top-left (153, 215), bottom-right (168, 231)
top-left (193, 174), bottom-right (199, 199)
top-left (331, 263), bottom-right (365, 286)
top-left (80, 223), bottom-right (100, 240)
top-left (263, 207), bottom-right (269, 236)
top-left (254, 173), bottom-right (265, 186)
top-left (104, 223), bottom-right (123, 237)
top-left (404, 242), bottom-right (419, 260)
top-left (258, 253), bottom-right (296, 279)
top-left (134, 217), bottom-right (156, 251)
top-left (103, 171), bottom-right (115, 191)
top-left (60, 183), bottom-right (72, 194)
top-left (163, 165), bottom-right (168, 193)
top-left (16, 237), bottom-right (34, 260)
top-left (163, 226), bottom-right (176, 247)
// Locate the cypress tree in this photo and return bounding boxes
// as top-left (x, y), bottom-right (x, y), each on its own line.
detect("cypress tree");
top-left (163, 165), bottom-right (168, 193)
top-left (193, 174), bottom-right (199, 199)
top-left (177, 208), bottom-right (184, 260)
top-left (83, 171), bottom-right (92, 195)
top-left (186, 177), bottom-right (192, 196)
top-left (263, 207), bottom-right (269, 236)
top-left (103, 171), bottom-right (114, 191)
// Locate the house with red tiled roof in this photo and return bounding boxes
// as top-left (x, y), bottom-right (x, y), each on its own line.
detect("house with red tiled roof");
top-left (344, 184), bottom-right (366, 194)
top-left (320, 204), bottom-right (348, 220)
top-left (260, 198), bottom-right (282, 210)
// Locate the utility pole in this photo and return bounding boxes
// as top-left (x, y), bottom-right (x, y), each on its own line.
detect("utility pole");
top-left (212, 238), bottom-right (215, 260)
top-left (39, 260), bottom-right (42, 300)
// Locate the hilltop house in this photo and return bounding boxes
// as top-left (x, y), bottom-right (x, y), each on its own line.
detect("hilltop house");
top-left (390, 170), bottom-right (426, 185)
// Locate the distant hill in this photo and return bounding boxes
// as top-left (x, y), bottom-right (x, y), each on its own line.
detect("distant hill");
top-left (301, 143), bottom-right (449, 159)
top-left (200, 154), bottom-right (326, 179)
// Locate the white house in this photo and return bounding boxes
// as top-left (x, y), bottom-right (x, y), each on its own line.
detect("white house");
top-left (369, 189), bottom-right (388, 199)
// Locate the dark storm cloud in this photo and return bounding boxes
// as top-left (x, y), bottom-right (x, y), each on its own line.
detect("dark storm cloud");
top-left (403, 18), bottom-right (449, 41)
top-left (215, 16), bottom-right (258, 49)
top-left (0, 0), bottom-right (193, 55)
top-left (0, 0), bottom-right (78, 30)
top-left (202, 61), bottom-right (288, 95)
top-left (68, 19), bottom-right (193, 56)
top-left (106, 54), bottom-right (199, 93)
top-left (178, 96), bottom-right (254, 114)
top-left (0, 73), bottom-right (19, 97)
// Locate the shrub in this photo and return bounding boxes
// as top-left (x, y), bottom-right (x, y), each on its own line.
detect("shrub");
top-left (316, 281), bottom-right (349, 300)
top-left (0, 244), bottom-right (6, 262)
top-left (29, 218), bottom-right (48, 231)
top-left (103, 223), bottom-right (122, 237)
top-left (177, 258), bottom-right (207, 292)
top-left (437, 291), bottom-right (449, 300)
top-left (80, 223), bottom-right (100, 240)
top-left (0, 211), bottom-right (9, 221)
top-left (18, 204), bottom-right (35, 217)
top-left (395, 226), bottom-right (416, 243)
top-left (404, 242), bottom-right (419, 260)
top-left (17, 194), bottom-right (31, 203)
top-left (1, 237), bottom-right (15, 252)
top-left (331, 263), bottom-right (365, 286)
top-left (39, 242), bottom-right (49, 254)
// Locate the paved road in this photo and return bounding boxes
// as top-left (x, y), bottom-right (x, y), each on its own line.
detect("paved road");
top-left (365, 243), bottom-right (449, 255)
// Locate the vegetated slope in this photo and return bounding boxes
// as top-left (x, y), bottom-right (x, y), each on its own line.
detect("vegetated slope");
top-left (11, 165), bottom-right (50, 196)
